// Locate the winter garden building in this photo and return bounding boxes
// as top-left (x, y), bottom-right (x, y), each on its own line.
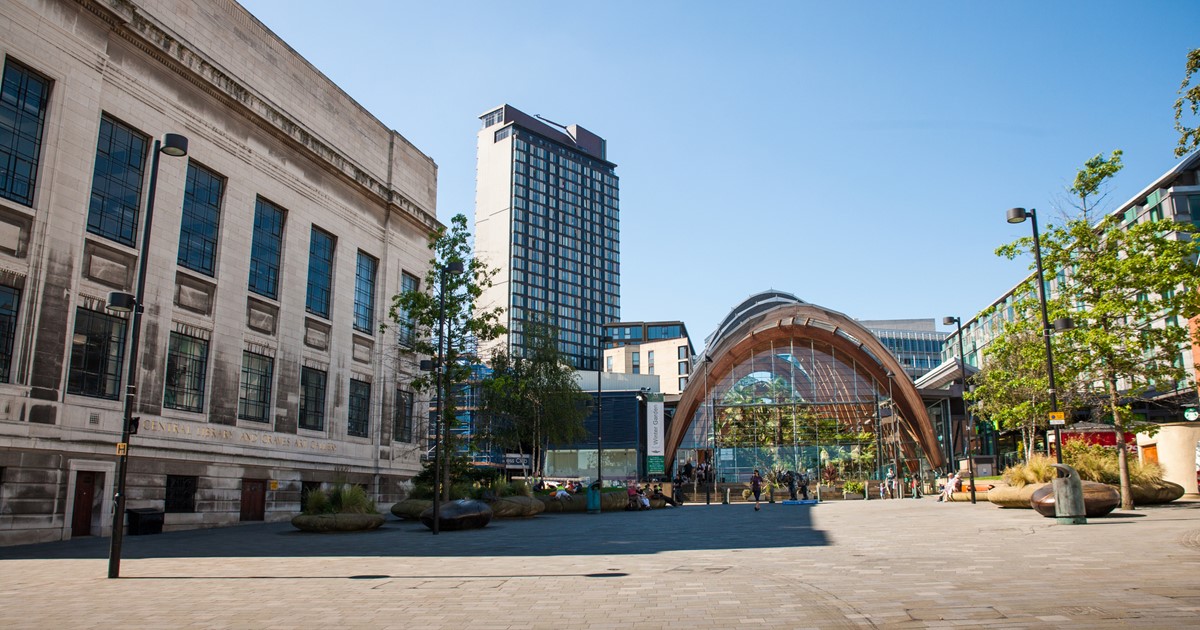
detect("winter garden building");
top-left (0, 0), bottom-right (439, 545)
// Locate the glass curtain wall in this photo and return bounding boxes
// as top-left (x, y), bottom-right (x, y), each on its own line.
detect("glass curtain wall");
top-left (681, 337), bottom-right (928, 486)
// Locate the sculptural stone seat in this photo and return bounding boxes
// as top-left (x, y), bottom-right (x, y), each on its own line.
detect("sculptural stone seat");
top-left (1030, 480), bottom-right (1119, 518)
top-left (420, 499), bottom-right (493, 531)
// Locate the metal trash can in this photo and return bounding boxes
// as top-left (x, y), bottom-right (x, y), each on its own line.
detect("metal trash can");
top-left (126, 508), bottom-right (164, 535)
top-left (587, 481), bottom-right (601, 514)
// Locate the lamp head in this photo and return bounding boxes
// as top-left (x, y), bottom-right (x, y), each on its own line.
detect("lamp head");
top-left (1053, 317), bottom-right (1075, 331)
top-left (106, 291), bottom-right (137, 313)
top-left (1006, 207), bottom-right (1030, 224)
top-left (942, 316), bottom-right (958, 326)
top-left (446, 260), bottom-right (465, 274)
top-left (419, 359), bottom-right (436, 371)
top-left (160, 133), bottom-right (189, 157)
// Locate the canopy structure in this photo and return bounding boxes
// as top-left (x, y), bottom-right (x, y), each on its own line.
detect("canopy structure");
top-left (666, 292), bottom-right (945, 478)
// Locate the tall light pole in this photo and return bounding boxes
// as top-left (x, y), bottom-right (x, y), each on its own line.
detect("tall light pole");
top-left (1007, 208), bottom-right (1074, 464)
top-left (887, 371), bottom-right (896, 497)
top-left (106, 132), bottom-right (188, 579)
top-left (944, 316), bottom-right (977, 504)
top-left (423, 260), bottom-right (463, 535)
top-left (595, 332), bottom-right (612, 508)
top-left (703, 354), bottom-right (712, 505)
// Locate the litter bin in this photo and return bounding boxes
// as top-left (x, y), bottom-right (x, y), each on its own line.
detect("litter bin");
top-left (586, 481), bottom-right (601, 514)
top-left (126, 508), bottom-right (164, 535)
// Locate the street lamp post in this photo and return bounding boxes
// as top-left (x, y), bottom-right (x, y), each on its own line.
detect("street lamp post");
top-left (1007, 208), bottom-right (1074, 464)
top-left (595, 332), bottom-right (612, 509)
top-left (106, 132), bottom-right (188, 579)
top-left (703, 354), bottom-right (712, 505)
top-left (944, 316), bottom-right (977, 504)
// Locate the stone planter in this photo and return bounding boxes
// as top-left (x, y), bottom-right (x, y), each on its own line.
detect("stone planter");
top-left (842, 492), bottom-right (863, 500)
top-left (390, 498), bottom-right (433, 520)
top-left (989, 479), bottom-right (1185, 509)
top-left (537, 491), bottom-right (659, 512)
top-left (490, 495), bottom-right (546, 518)
top-left (290, 513), bottom-right (385, 533)
top-left (986, 483), bottom-right (1048, 508)
top-left (1130, 480), bottom-right (1185, 505)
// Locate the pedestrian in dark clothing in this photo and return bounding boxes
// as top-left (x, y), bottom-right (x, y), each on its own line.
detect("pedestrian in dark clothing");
top-left (751, 469), bottom-right (764, 511)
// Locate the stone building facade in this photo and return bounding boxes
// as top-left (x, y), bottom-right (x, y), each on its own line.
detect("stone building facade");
top-left (0, 0), bottom-right (439, 545)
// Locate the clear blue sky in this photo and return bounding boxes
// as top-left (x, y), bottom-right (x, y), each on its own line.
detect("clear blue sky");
top-left (240, 0), bottom-right (1199, 351)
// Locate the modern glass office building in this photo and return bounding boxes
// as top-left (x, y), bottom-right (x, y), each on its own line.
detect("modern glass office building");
top-left (474, 105), bottom-right (620, 370)
top-left (859, 319), bottom-right (948, 380)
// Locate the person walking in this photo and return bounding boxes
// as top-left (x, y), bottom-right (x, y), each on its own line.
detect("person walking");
top-left (884, 468), bottom-right (896, 499)
top-left (751, 469), bottom-right (765, 511)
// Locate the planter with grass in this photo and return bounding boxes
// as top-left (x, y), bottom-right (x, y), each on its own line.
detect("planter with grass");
top-left (292, 484), bottom-right (385, 532)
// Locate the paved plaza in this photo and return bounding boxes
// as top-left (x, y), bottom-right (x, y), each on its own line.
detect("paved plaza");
top-left (2, 497), bottom-right (1199, 629)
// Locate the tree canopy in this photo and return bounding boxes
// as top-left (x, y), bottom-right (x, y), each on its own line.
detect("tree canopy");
top-left (479, 320), bottom-right (588, 479)
top-left (387, 213), bottom-right (505, 499)
top-left (993, 151), bottom-right (1200, 508)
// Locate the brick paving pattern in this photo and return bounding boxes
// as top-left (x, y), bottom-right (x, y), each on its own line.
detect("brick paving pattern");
top-left (2, 497), bottom-right (1199, 628)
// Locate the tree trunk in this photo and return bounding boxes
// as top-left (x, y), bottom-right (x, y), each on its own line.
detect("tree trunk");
top-left (1110, 379), bottom-right (1134, 510)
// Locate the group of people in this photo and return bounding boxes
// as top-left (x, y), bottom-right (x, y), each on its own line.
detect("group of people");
top-left (938, 471), bottom-right (962, 502)
top-left (625, 481), bottom-right (679, 510)
top-left (534, 478), bottom-right (585, 501)
top-left (880, 469), bottom-right (924, 499)
top-left (679, 459), bottom-right (714, 483)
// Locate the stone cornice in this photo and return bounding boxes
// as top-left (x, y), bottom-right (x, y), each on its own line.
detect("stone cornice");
top-left (76, 0), bottom-right (439, 235)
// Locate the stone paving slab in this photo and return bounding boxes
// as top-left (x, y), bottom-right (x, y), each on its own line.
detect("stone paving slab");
top-left (2, 498), bottom-right (1199, 628)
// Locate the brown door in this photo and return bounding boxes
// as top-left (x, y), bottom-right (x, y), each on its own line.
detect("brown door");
top-left (1143, 444), bottom-right (1159, 466)
top-left (71, 471), bottom-right (96, 537)
top-left (240, 478), bottom-right (266, 521)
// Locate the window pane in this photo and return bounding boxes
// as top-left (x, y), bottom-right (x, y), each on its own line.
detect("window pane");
top-left (397, 272), bottom-right (419, 347)
top-left (248, 197), bottom-right (285, 298)
top-left (299, 366), bottom-right (326, 431)
top-left (305, 227), bottom-right (335, 318)
top-left (0, 60), bottom-right (50, 206)
top-left (177, 162), bottom-right (224, 276)
top-left (353, 251), bottom-right (377, 333)
top-left (0, 285), bottom-right (19, 382)
top-left (86, 114), bottom-right (147, 246)
top-left (165, 475), bottom-right (197, 513)
top-left (238, 351), bottom-right (273, 422)
top-left (164, 332), bottom-right (208, 412)
top-left (67, 308), bottom-right (126, 399)
top-left (348, 379), bottom-right (371, 437)
top-left (393, 389), bottom-right (414, 442)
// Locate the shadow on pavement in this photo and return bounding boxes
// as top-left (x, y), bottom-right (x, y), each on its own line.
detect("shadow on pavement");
top-left (0, 503), bottom-right (829, 561)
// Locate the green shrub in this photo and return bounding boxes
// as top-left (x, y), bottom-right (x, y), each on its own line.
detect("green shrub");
top-left (1063, 441), bottom-right (1163, 484)
top-left (1001, 444), bottom-right (1164, 487)
top-left (303, 484), bottom-right (377, 515)
top-left (408, 484), bottom-right (434, 500)
top-left (1001, 454), bottom-right (1056, 487)
top-left (448, 482), bottom-right (475, 500)
top-left (843, 480), bottom-right (865, 494)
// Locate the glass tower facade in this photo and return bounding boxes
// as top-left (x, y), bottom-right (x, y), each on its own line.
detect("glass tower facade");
top-left (476, 105), bottom-right (619, 370)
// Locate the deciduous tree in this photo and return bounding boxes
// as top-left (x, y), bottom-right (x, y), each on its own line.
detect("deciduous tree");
top-left (387, 213), bottom-right (505, 501)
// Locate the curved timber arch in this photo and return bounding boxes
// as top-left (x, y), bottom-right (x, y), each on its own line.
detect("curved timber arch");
top-left (666, 295), bottom-right (945, 473)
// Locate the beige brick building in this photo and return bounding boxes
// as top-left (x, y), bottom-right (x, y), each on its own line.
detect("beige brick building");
top-left (0, 0), bottom-right (439, 545)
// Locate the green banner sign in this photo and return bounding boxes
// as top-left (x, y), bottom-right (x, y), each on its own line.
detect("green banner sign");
top-left (647, 455), bottom-right (665, 475)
